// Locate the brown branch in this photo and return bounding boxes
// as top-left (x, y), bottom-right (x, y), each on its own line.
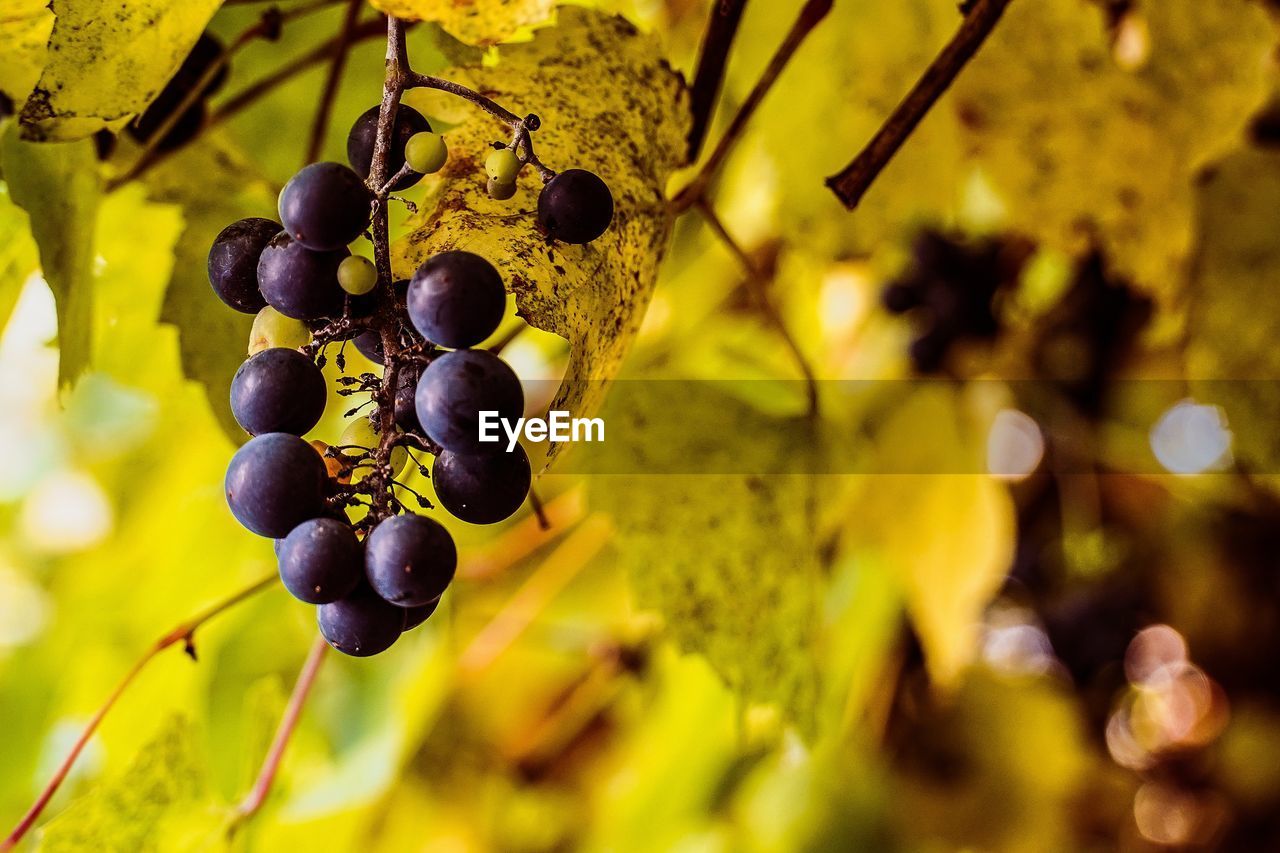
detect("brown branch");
top-left (228, 634), bottom-right (328, 833)
top-left (686, 0), bottom-right (750, 160)
top-left (672, 0), bottom-right (832, 212)
top-left (304, 0), bottom-right (365, 164)
top-left (1, 574), bottom-right (277, 852)
top-left (695, 198), bottom-right (819, 418)
top-left (825, 0), bottom-right (1014, 208)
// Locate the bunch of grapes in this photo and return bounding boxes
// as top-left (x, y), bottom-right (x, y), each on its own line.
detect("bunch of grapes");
top-left (207, 99), bottom-right (613, 657)
top-left (881, 229), bottom-right (1029, 373)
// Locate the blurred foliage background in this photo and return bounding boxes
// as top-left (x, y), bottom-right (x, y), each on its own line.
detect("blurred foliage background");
top-left (4, 0), bottom-right (1280, 850)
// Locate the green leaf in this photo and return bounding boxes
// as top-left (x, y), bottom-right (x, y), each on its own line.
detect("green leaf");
top-left (143, 136), bottom-right (279, 442)
top-left (0, 180), bottom-right (41, 336)
top-left (392, 9), bottom-right (690, 455)
top-left (583, 383), bottom-right (823, 729)
top-left (0, 0), bottom-right (53, 104)
top-left (1, 124), bottom-right (100, 386)
top-left (38, 716), bottom-right (216, 853)
top-left (1187, 144), bottom-right (1280, 480)
top-left (369, 0), bottom-right (557, 46)
top-left (18, 0), bottom-right (222, 141)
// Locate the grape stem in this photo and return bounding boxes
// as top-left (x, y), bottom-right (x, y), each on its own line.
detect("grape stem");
top-left (694, 197), bottom-right (820, 418)
top-left (227, 634), bottom-right (329, 835)
top-left (348, 13), bottom-right (559, 522)
top-left (825, 0), bottom-right (1014, 208)
top-left (0, 574), bottom-right (278, 852)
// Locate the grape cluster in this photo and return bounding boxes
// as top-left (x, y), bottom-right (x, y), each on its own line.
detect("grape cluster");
top-left (882, 229), bottom-right (1028, 373)
top-left (208, 100), bottom-right (614, 657)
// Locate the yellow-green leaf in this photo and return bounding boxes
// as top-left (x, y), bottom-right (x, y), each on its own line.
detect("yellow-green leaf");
top-left (392, 8), bottom-right (689, 449)
top-left (582, 383), bottom-right (823, 729)
top-left (1187, 144), bottom-right (1280, 481)
top-left (18, 0), bottom-right (222, 141)
top-left (145, 136), bottom-right (279, 442)
top-left (850, 387), bottom-right (1014, 689)
top-left (1, 124), bottom-right (100, 386)
top-left (0, 0), bottom-right (53, 104)
top-left (38, 716), bottom-right (216, 853)
top-left (956, 0), bottom-right (1272, 304)
top-left (369, 0), bottom-right (556, 46)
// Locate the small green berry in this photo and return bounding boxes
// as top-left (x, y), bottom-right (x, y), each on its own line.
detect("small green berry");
top-left (487, 177), bottom-right (516, 200)
top-left (338, 255), bottom-right (377, 296)
top-left (248, 306), bottom-right (311, 355)
top-left (485, 147), bottom-right (520, 184)
top-left (405, 131), bottom-right (447, 174)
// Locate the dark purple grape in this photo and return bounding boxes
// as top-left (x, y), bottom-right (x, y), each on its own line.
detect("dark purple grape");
top-left (208, 217), bottom-right (280, 313)
top-left (537, 169), bottom-right (613, 244)
top-left (317, 583), bottom-right (406, 656)
top-left (278, 162), bottom-right (372, 252)
top-left (415, 350), bottom-right (523, 455)
top-left (277, 517), bottom-right (362, 604)
top-left (432, 445), bottom-right (530, 524)
top-left (346, 104), bottom-right (432, 191)
top-left (353, 330), bottom-right (384, 362)
top-left (394, 365), bottom-right (423, 433)
top-left (406, 251), bottom-right (506, 348)
top-left (230, 348), bottom-right (327, 436)
top-left (256, 232), bottom-right (348, 320)
top-left (129, 101), bottom-right (206, 152)
top-left (365, 514), bottom-right (457, 607)
top-left (225, 433), bottom-right (327, 537)
top-left (402, 595), bottom-right (441, 632)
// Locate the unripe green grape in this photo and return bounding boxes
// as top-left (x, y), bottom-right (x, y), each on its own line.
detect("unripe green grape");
top-left (487, 178), bottom-right (516, 201)
top-left (485, 147), bottom-right (520, 184)
top-left (405, 132), bottom-right (447, 174)
top-left (338, 255), bottom-right (377, 295)
top-left (339, 416), bottom-right (409, 482)
top-left (248, 305), bottom-right (311, 355)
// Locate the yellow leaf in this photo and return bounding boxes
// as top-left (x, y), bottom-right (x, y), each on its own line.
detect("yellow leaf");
top-left (853, 387), bottom-right (1015, 688)
top-left (956, 0), bottom-right (1272, 303)
top-left (392, 9), bottom-right (689, 450)
top-left (369, 0), bottom-right (557, 46)
top-left (0, 0), bottom-right (53, 103)
top-left (18, 0), bottom-right (222, 141)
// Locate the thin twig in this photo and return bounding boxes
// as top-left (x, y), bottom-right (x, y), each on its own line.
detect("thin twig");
top-left (825, 0), bottom-right (1014, 208)
top-left (528, 486), bottom-right (551, 531)
top-left (686, 0), bottom-right (750, 160)
top-left (672, 0), bottom-right (833, 212)
top-left (228, 634), bottom-right (328, 833)
top-left (403, 72), bottom-right (554, 181)
top-left (695, 198), bottom-right (819, 418)
top-left (1, 574), bottom-right (277, 852)
top-left (305, 0), bottom-right (365, 164)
